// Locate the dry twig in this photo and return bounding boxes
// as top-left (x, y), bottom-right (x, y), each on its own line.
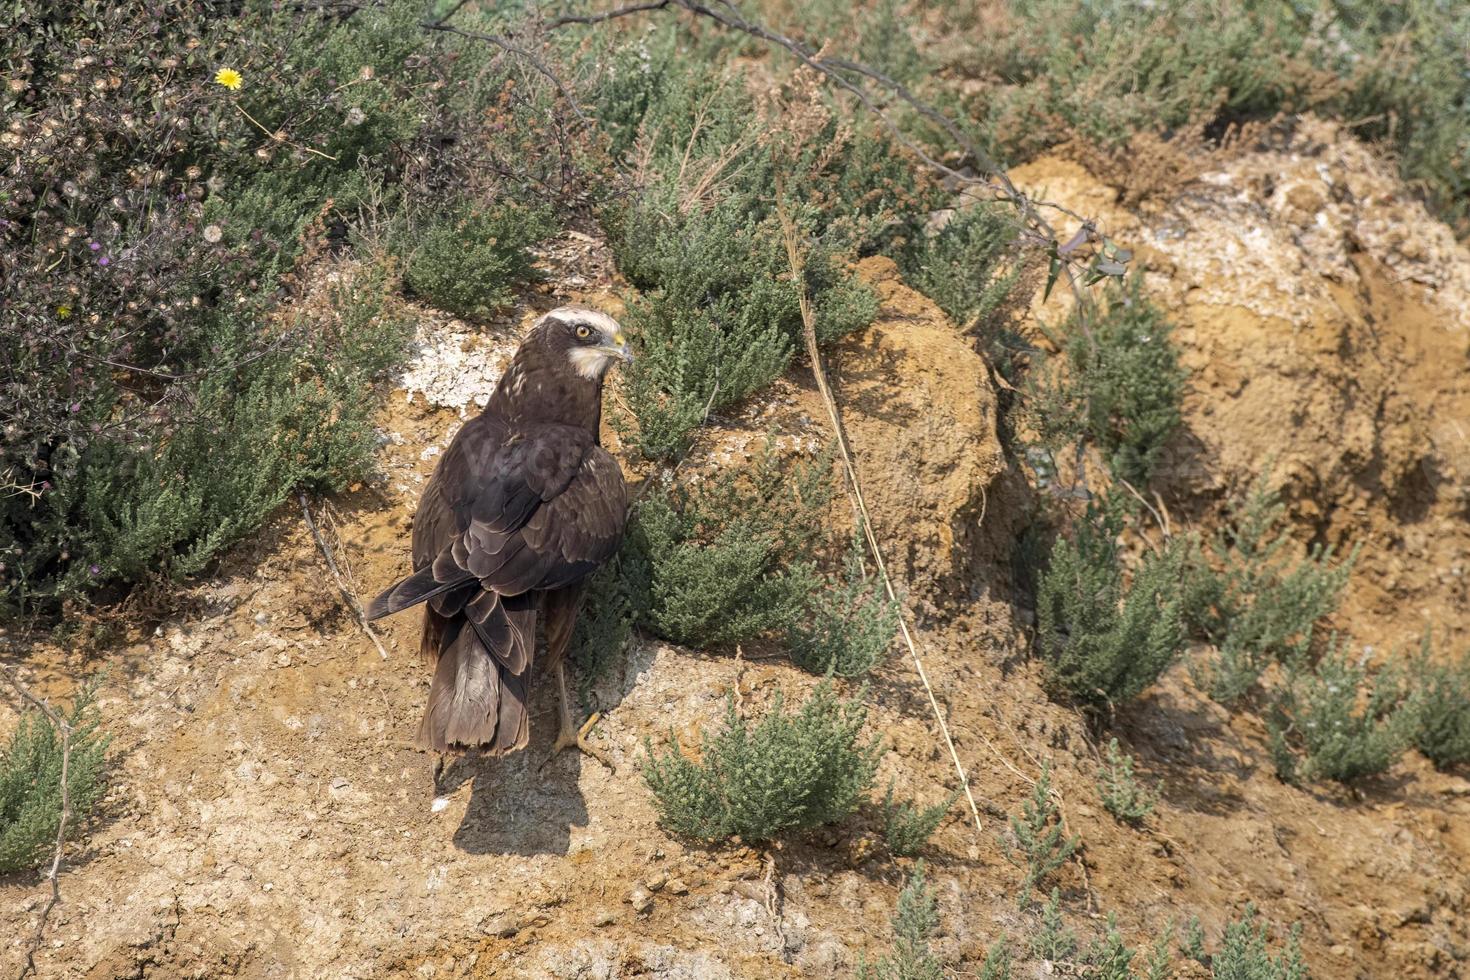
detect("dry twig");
top-left (299, 493), bottom-right (390, 660)
top-left (772, 178), bottom-right (986, 841)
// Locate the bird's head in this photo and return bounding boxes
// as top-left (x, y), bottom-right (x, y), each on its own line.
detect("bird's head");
top-left (533, 307), bottom-right (632, 382)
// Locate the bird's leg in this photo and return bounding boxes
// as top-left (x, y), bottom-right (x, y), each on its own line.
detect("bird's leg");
top-left (545, 662), bottom-right (615, 773)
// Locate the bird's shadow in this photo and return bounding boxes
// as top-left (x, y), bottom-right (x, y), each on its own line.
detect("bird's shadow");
top-left (433, 682), bottom-right (592, 857)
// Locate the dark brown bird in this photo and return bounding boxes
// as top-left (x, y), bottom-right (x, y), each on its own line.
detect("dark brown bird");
top-left (366, 307), bottom-right (631, 761)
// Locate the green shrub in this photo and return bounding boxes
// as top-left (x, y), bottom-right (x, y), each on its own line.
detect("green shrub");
top-left (1145, 925), bottom-right (1176, 980)
top-left (959, 0), bottom-right (1470, 229)
top-left (1029, 278), bottom-right (1185, 487)
top-left (0, 681), bottom-right (110, 873)
top-left (633, 447), bottom-right (830, 648)
top-left (1187, 475), bottom-right (1356, 703)
top-left (980, 938), bottom-right (1013, 980)
top-left (1085, 914), bottom-right (1135, 980)
top-left (570, 539), bottom-right (653, 699)
top-left (1002, 763), bottom-right (1079, 906)
top-left (1408, 640), bottom-right (1470, 770)
top-left (1181, 916), bottom-right (1208, 964)
top-left (1213, 906), bottom-right (1308, 980)
top-left (857, 861), bottom-right (943, 980)
top-left (787, 540), bottom-right (899, 678)
top-left (611, 197), bottom-right (876, 461)
top-left (400, 202), bottom-right (556, 319)
top-left (1036, 504), bottom-right (1188, 711)
top-left (899, 203), bottom-right (1024, 330)
top-left (1277, 640), bottom-right (1410, 784)
top-left (1096, 738), bottom-right (1158, 824)
top-left (0, 0), bottom-right (551, 611)
top-left (593, 50), bottom-right (914, 461)
top-left (62, 268), bottom-right (408, 592)
top-left (643, 681), bottom-right (882, 843)
top-left (1030, 888), bottom-right (1078, 961)
top-left (879, 782), bottom-right (957, 857)
top-left (970, 0), bottom-right (1308, 157)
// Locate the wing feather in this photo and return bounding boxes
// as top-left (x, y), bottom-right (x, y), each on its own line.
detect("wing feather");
top-left (368, 419), bottom-right (626, 629)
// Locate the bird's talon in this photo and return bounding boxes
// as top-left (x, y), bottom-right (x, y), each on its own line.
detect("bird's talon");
top-left (577, 711), bottom-right (602, 741)
top-left (540, 712), bottom-right (615, 774)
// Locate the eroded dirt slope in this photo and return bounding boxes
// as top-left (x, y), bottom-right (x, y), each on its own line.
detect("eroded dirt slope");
top-left (1014, 115), bottom-right (1470, 652)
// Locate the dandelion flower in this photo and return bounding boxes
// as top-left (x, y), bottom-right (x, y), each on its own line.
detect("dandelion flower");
top-left (203, 224), bottom-right (223, 243)
top-left (56, 304), bottom-right (72, 319)
top-left (214, 67), bottom-right (243, 91)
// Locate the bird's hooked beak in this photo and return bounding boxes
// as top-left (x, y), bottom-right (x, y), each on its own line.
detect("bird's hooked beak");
top-left (601, 331), bottom-right (634, 364)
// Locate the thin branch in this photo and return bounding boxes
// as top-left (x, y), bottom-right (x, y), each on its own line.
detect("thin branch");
top-left (1, 664), bottom-right (72, 980)
top-left (299, 493), bottom-right (389, 660)
top-left (1118, 476), bottom-right (1171, 544)
top-left (773, 177), bottom-right (986, 842)
top-left (545, 0), bottom-right (671, 28)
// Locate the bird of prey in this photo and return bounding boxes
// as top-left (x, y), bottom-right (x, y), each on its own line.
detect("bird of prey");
top-left (367, 307), bottom-right (631, 762)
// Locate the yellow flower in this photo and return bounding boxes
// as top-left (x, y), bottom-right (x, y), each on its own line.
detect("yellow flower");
top-left (214, 68), bottom-right (243, 91)
top-left (56, 304), bottom-right (72, 319)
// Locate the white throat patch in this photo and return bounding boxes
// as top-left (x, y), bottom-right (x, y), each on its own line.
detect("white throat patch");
top-left (568, 346), bottom-right (616, 380)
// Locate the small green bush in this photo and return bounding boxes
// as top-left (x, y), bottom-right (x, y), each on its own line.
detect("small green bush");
top-left (1084, 914), bottom-right (1135, 980)
top-left (643, 681), bottom-right (882, 843)
top-left (1096, 738), bottom-right (1158, 824)
top-left (879, 782), bottom-right (957, 857)
top-left (1181, 916), bottom-right (1208, 964)
top-left (593, 53), bottom-right (892, 461)
top-left (900, 202), bottom-right (1023, 330)
top-left (1277, 640), bottom-right (1410, 784)
top-left (857, 861), bottom-right (944, 980)
top-left (1407, 638), bottom-right (1470, 770)
top-left (632, 447), bottom-right (831, 649)
top-left (980, 938), bottom-right (1014, 980)
top-left (1187, 475), bottom-right (1356, 704)
top-left (570, 539), bottom-right (653, 699)
top-left (788, 540), bottom-right (899, 678)
top-left (1002, 763), bottom-right (1079, 906)
top-left (1145, 925), bottom-right (1176, 980)
top-left (0, 681), bottom-right (110, 873)
top-left (44, 266), bottom-right (410, 595)
top-left (960, 0), bottom-right (1470, 230)
top-left (612, 198), bottom-right (876, 461)
top-left (1036, 504), bottom-right (1188, 711)
top-left (400, 202), bottom-right (556, 319)
top-left (1031, 888), bottom-right (1078, 961)
top-left (1213, 906), bottom-right (1308, 980)
top-left (1029, 278), bottom-right (1185, 487)
top-left (1, 0), bottom-right (555, 611)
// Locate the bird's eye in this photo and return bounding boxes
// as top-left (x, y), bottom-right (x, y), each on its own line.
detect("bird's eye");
top-left (575, 325), bottom-right (591, 339)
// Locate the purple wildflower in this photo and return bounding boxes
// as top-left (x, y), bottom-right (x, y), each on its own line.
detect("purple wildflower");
top-left (98, 256), bottom-right (110, 266)
top-left (89, 564), bottom-right (100, 575)
top-left (89, 241), bottom-right (101, 251)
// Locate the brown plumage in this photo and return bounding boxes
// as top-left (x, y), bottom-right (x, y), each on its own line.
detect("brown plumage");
top-left (367, 307), bottom-right (631, 755)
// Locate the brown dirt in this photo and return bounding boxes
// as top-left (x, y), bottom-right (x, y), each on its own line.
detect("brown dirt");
top-left (5, 119), bottom-right (1470, 979)
top-left (1011, 115), bottom-right (1470, 653)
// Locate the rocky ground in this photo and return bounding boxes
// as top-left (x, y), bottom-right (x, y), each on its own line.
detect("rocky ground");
top-left (4, 117), bottom-right (1470, 979)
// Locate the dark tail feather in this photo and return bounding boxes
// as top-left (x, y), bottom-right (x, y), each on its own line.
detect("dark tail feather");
top-left (366, 564), bottom-right (472, 621)
top-left (416, 599), bottom-right (537, 755)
